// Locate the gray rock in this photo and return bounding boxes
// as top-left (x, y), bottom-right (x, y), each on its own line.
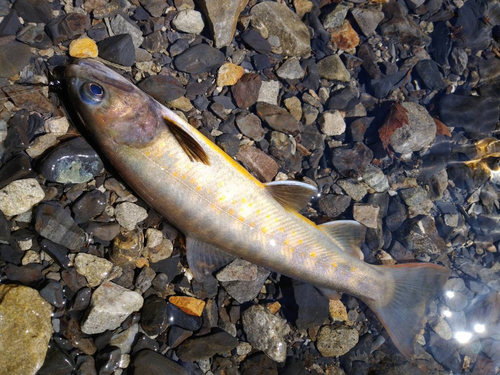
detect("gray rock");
top-left (236, 113), bottom-right (265, 141)
top-left (337, 179), bottom-right (367, 201)
top-left (172, 9), bottom-right (205, 34)
top-left (429, 316), bottom-right (452, 340)
top-left (353, 203), bottom-right (379, 229)
top-left (115, 202), bottom-right (148, 230)
top-left (318, 55), bottom-right (350, 82)
top-left (352, 7), bottom-right (384, 37)
top-left (318, 110), bottom-right (346, 136)
top-left (399, 187), bottom-right (427, 207)
top-left (242, 305), bottom-right (290, 362)
top-left (404, 216), bottom-right (448, 257)
top-left (276, 57), bottom-right (305, 80)
top-left (13, 0), bottom-right (52, 23)
top-left (216, 259), bottom-right (258, 282)
top-left (220, 266), bottom-right (270, 303)
top-left (257, 80), bottom-right (280, 106)
top-left (174, 44), bottom-right (225, 74)
top-left (137, 74), bottom-right (186, 103)
top-left (81, 281), bottom-right (144, 334)
top-left (0, 41), bottom-right (31, 79)
top-left (362, 165), bottom-right (389, 192)
top-left (110, 14), bottom-right (144, 48)
top-left (98, 34), bottom-right (136, 66)
top-left (316, 326), bottom-right (359, 357)
top-left (74, 253), bottom-right (114, 288)
top-left (250, 1), bottom-right (311, 57)
top-left (302, 104), bottom-right (319, 125)
top-left (318, 194), bottom-right (351, 218)
top-left (256, 102), bottom-right (302, 134)
top-left (176, 331), bottom-right (238, 362)
top-left (322, 3), bottom-right (349, 29)
top-left (444, 290), bottom-right (469, 311)
top-left (0, 179), bottom-right (45, 217)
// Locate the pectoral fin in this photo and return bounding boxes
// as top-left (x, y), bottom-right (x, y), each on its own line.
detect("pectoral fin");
top-left (319, 220), bottom-right (366, 260)
top-left (186, 237), bottom-right (235, 281)
top-left (265, 181), bottom-right (318, 211)
top-left (163, 116), bottom-right (210, 165)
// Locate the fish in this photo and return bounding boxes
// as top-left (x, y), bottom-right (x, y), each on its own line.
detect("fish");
top-left (64, 59), bottom-right (451, 358)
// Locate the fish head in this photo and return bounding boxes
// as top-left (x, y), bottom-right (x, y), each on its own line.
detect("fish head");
top-left (65, 59), bottom-right (163, 148)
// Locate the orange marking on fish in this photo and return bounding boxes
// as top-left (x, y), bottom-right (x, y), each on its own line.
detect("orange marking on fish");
top-left (284, 239), bottom-right (289, 245)
top-left (250, 222), bottom-right (255, 227)
top-left (256, 209), bottom-right (261, 214)
top-left (310, 252), bottom-right (316, 258)
top-left (249, 203), bottom-right (253, 207)
top-left (279, 227), bottom-right (285, 232)
top-left (332, 262), bottom-right (337, 267)
top-left (173, 172), bottom-right (178, 177)
top-left (232, 200), bottom-right (237, 204)
top-left (229, 209), bottom-right (235, 215)
top-left (189, 178), bottom-right (196, 184)
top-left (219, 196), bottom-right (226, 202)
top-left (241, 198), bottom-right (247, 203)
top-left (262, 227), bottom-right (267, 234)
top-left (350, 266), bottom-right (356, 272)
top-left (238, 216), bottom-right (245, 222)
top-left (218, 182), bottom-right (223, 187)
top-left (196, 186), bottom-right (201, 191)
top-left (182, 175), bottom-right (187, 180)
top-left (298, 239), bottom-right (303, 245)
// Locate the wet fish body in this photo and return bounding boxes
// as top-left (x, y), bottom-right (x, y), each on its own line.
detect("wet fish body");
top-left (65, 60), bottom-right (450, 358)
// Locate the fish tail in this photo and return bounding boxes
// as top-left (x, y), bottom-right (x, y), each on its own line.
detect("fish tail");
top-left (363, 263), bottom-right (450, 358)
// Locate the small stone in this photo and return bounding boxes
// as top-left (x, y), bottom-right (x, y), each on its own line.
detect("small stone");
top-left (404, 216), bottom-right (447, 257)
top-left (98, 34), bottom-right (135, 66)
top-left (329, 21), bottom-right (360, 51)
top-left (141, 296), bottom-right (168, 336)
top-left (167, 96), bottom-right (193, 112)
top-left (257, 80), bottom-right (280, 105)
top-left (284, 96), bottom-right (302, 121)
top-left (332, 143), bottom-right (373, 178)
top-left (45, 117), bottom-right (70, 136)
top-left (115, 202), bottom-right (148, 230)
top-left (240, 28), bottom-right (272, 54)
top-left (0, 178), bottom-right (44, 217)
top-left (131, 350), bottom-right (188, 375)
top-left (72, 190), bottom-right (106, 224)
top-left (46, 13), bottom-right (86, 44)
top-left (39, 281), bottom-right (65, 308)
top-left (84, 222), bottom-right (121, 242)
top-left (172, 9), bottom-right (205, 34)
top-left (415, 60), bottom-right (446, 91)
top-left (110, 228), bottom-right (144, 267)
top-left (430, 316), bottom-right (452, 340)
top-left (337, 179), bottom-right (367, 201)
top-left (170, 296), bottom-right (206, 317)
top-left (96, 346), bottom-right (121, 375)
top-left (236, 145), bottom-right (278, 182)
top-left (13, 0), bottom-right (52, 23)
top-left (216, 258), bottom-right (258, 282)
top-left (0, 10), bottom-right (22, 36)
top-left (293, 281), bottom-right (329, 329)
top-left (362, 165), bottom-right (389, 193)
top-left (141, 0), bottom-right (167, 17)
top-left (318, 194), bottom-right (351, 218)
top-left (293, 0), bottom-right (313, 18)
top-left (0, 284), bottom-right (52, 375)
top-left (256, 102), bottom-right (301, 134)
top-left (81, 281), bottom-right (144, 334)
top-left (110, 14), bottom-right (144, 48)
top-left (22, 250), bottom-right (41, 265)
top-left (143, 238), bottom-right (173, 263)
top-left (322, 3), bottom-right (349, 29)
top-left (319, 110), bottom-right (346, 136)
top-left (353, 203), bottom-right (379, 229)
top-left (220, 266), bottom-right (270, 303)
top-left (26, 134), bottom-right (58, 158)
top-left (236, 113), bottom-right (265, 141)
top-left (69, 37), bottom-right (98, 58)
top-left (0, 154), bottom-right (33, 190)
top-left (138, 74), bottom-right (185, 103)
top-left (37, 341), bottom-right (75, 375)
top-left (352, 7), bottom-right (384, 37)
top-left (174, 44), bottom-right (225, 74)
top-left (217, 63), bottom-right (245, 87)
top-left (318, 55), bottom-right (350, 82)
top-left (316, 326), bottom-right (359, 357)
top-left (242, 304), bottom-right (290, 362)
top-left (74, 253), bottom-right (114, 288)
top-left (232, 73), bottom-right (262, 108)
top-left (276, 57), bottom-right (305, 80)
top-left (329, 299), bottom-right (348, 322)
top-left (176, 331), bottom-right (238, 362)
top-left (0, 41), bottom-right (31, 78)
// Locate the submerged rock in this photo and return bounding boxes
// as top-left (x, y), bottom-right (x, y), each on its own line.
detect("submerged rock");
top-left (316, 326), bottom-right (359, 357)
top-left (176, 331), bottom-right (238, 362)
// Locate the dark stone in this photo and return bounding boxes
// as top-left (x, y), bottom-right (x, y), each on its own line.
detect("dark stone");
top-left (186, 79), bottom-right (212, 98)
top-left (0, 244), bottom-right (23, 265)
top-left (300, 125), bottom-right (325, 151)
top-left (385, 198), bottom-right (406, 232)
top-left (60, 315), bottom-right (97, 355)
top-left (331, 142), bottom-right (373, 178)
top-left (256, 102), bottom-right (302, 134)
top-left (169, 38), bottom-right (190, 57)
top-left (231, 73), bottom-right (262, 109)
top-left (176, 331), bottom-right (238, 362)
top-left (13, 0), bottom-right (52, 23)
top-left (132, 7), bottom-right (150, 21)
top-left (138, 74), bottom-right (185, 103)
top-left (240, 353), bottom-right (278, 375)
top-left (293, 281), bottom-right (329, 329)
top-left (403, 216), bottom-right (447, 256)
top-left (142, 30), bottom-right (167, 54)
top-left (193, 95), bottom-right (210, 111)
top-left (141, 296), bottom-right (169, 336)
top-left (38, 137), bottom-right (104, 184)
top-left (131, 333), bottom-right (159, 356)
top-left (72, 190), bottom-right (106, 224)
top-left (46, 13), bottom-right (86, 44)
top-left (16, 24), bottom-right (52, 49)
top-left (149, 254), bottom-right (182, 277)
top-left (379, 1), bottom-right (431, 45)
top-left (0, 153), bottom-right (33, 189)
top-left (0, 40), bottom-right (31, 78)
top-left (72, 287), bottom-right (91, 311)
top-left (83, 222), bottom-right (121, 242)
top-left (220, 267), bottom-right (270, 303)
top-left (38, 341), bottom-right (76, 375)
top-left (236, 113), bottom-right (265, 141)
top-left (168, 326), bottom-right (193, 348)
top-left (253, 54), bottom-right (271, 71)
top-left (0, 0), bottom-right (8, 16)
top-left (131, 350), bottom-right (188, 375)
top-left (174, 43), bottom-right (225, 74)
top-left (61, 268), bottom-right (87, 295)
top-left (429, 22), bottom-right (451, 65)
top-left (4, 263), bottom-right (44, 285)
top-left (167, 302), bottom-right (202, 331)
top-left (98, 34), bottom-right (135, 66)
top-left (216, 134), bottom-right (240, 157)
top-left (3, 112), bottom-right (29, 152)
top-left (415, 60), bottom-right (446, 91)
top-left (212, 95), bottom-right (235, 110)
top-left (0, 212), bottom-right (10, 243)
top-left (40, 280), bottom-right (65, 308)
top-left (454, 0), bottom-right (492, 51)
top-left (35, 203), bottom-right (87, 251)
top-left (349, 117), bottom-right (372, 142)
top-left (318, 194), bottom-right (351, 218)
top-left (9, 228), bottom-right (38, 252)
top-left (300, 58), bottom-right (320, 91)
top-left (0, 10), bottom-right (22, 36)
top-left (76, 356), bottom-right (97, 375)
top-left (429, 333), bottom-right (462, 373)
top-left (327, 86), bottom-right (359, 110)
top-left (241, 29), bottom-right (272, 54)
top-left (96, 346), bottom-right (121, 375)
top-left (87, 22), bottom-right (108, 42)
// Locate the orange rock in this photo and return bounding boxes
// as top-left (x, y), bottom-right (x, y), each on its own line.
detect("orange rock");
top-left (329, 20), bottom-right (360, 51)
top-left (329, 299), bottom-right (348, 322)
top-left (267, 301), bottom-right (281, 314)
top-left (217, 63), bottom-right (245, 87)
top-left (170, 296), bottom-right (206, 317)
top-left (69, 37), bottom-right (98, 58)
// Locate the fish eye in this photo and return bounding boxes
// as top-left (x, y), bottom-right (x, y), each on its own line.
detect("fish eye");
top-left (80, 82), bottom-right (104, 103)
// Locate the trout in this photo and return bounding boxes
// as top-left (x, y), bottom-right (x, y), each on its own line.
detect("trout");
top-left (65, 59), bottom-right (450, 358)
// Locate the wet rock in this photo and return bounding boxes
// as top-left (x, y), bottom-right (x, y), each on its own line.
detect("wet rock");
top-left (174, 44), bottom-right (225, 74)
top-left (84, 222), bottom-right (121, 242)
top-left (236, 145), bottom-right (278, 182)
top-left (329, 21), bottom-right (360, 51)
top-left (450, 48), bottom-right (468, 75)
top-left (141, 296), bottom-right (168, 336)
top-left (322, 3), bottom-right (349, 29)
top-left (72, 190), bottom-right (106, 224)
top-left (0, 178), bottom-right (44, 217)
top-left (318, 55), bottom-right (350, 82)
top-left (81, 281), bottom-right (144, 334)
top-left (26, 134), bottom-right (58, 159)
top-left (256, 102), bottom-right (301, 134)
top-left (96, 346), bottom-right (121, 375)
top-left (110, 228), bottom-right (144, 267)
top-left (46, 13), bottom-right (86, 44)
top-left (217, 62), bottom-right (245, 87)
top-left (353, 203), bottom-right (379, 229)
top-left (69, 37), bottom-right (98, 58)
top-left (38, 138), bottom-right (104, 184)
top-left (170, 296), bottom-right (205, 317)
top-left (38, 341), bottom-right (75, 375)
top-left (115, 202), bottom-right (148, 231)
top-left (236, 113), bottom-right (265, 141)
top-left (293, 281), bottom-right (329, 329)
top-left (319, 110), bottom-right (345, 136)
top-left (318, 194), bottom-right (351, 218)
top-left (176, 331), bottom-right (238, 362)
top-left (337, 179), bottom-right (367, 201)
top-left (72, 287), bottom-right (91, 311)
top-left (168, 326), bottom-right (193, 348)
top-left (232, 73), bottom-right (262, 108)
top-left (0, 284), bottom-right (52, 375)
top-left (74, 253), bottom-right (114, 288)
top-left (217, 134), bottom-right (240, 156)
top-left (16, 24), bottom-right (52, 49)
top-left (216, 258), bottom-right (258, 282)
top-left (4, 263), bottom-right (44, 284)
top-left (98, 34), bottom-right (135, 66)
top-left (167, 302), bottom-right (202, 331)
top-left (35, 203), bottom-right (86, 251)
top-left (316, 326), bottom-right (359, 357)
top-left (241, 28), bottom-right (272, 54)
top-left (332, 142), bottom-right (373, 178)
top-left (242, 304), bottom-right (290, 362)
top-left (110, 323), bottom-right (139, 354)
top-left (404, 216), bottom-right (447, 257)
top-left (429, 316), bottom-right (452, 340)
top-left (0, 10), bottom-right (22, 36)
top-left (110, 14), bottom-right (144, 48)
top-left (252, 53), bottom-right (272, 70)
top-left (250, 1), bottom-right (311, 57)
top-left (415, 60), bottom-right (445, 91)
top-left (13, 0), bottom-right (52, 23)
top-left (352, 7), bottom-right (384, 37)
top-left (220, 266), bottom-right (270, 303)
top-left (59, 315), bottom-right (97, 356)
top-left (284, 96), bottom-right (302, 121)
top-left (0, 41), bottom-right (31, 78)
top-left (131, 350), bottom-right (188, 375)
top-left (0, 154), bottom-right (33, 190)
top-left (362, 165), bottom-right (389, 193)
top-left (39, 280), bottom-right (65, 308)
top-left (197, 0), bottom-right (248, 47)
top-left (172, 9), bottom-right (204, 34)
top-left (257, 80), bottom-right (280, 106)
top-left (138, 74), bottom-right (185, 103)
top-left (276, 57), bottom-right (305, 80)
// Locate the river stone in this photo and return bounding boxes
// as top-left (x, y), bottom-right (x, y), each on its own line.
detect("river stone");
top-left (110, 14), bottom-right (144, 48)
top-left (98, 34), bottom-right (136, 66)
top-left (256, 102), bottom-right (302, 134)
top-left (276, 57), bottom-right (305, 80)
top-left (74, 253), bottom-right (114, 288)
top-left (0, 178), bottom-right (45, 217)
top-left (172, 9), bottom-right (205, 34)
top-left (236, 145), bottom-right (278, 182)
top-left (0, 284), bottom-right (52, 375)
top-left (13, 0), bottom-right (52, 23)
top-left (81, 281), bottom-right (144, 334)
top-left (318, 55), bottom-right (350, 82)
top-left (316, 326), bottom-right (359, 357)
top-left (115, 202), bottom-right (148, 230)
top-left (250, 1), bottom-right (311, 57)
top-left (0, 41), bottom-right (31, 79)
top-left (196, 0), bottom-right (249, 47)
top-left (176, 331), bottom-right (238, 362)
top-left (174, 44), bottom-right (225, 74)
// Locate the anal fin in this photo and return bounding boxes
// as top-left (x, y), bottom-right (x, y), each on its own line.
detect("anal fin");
top-left (317, 287), bottom-right (342, 300)
top-left (186, 237), bottom-right (235, 281)
top-left (265, 180), bottom-right (318, 211)
top-left (319, 220), bottom-right (366, 260)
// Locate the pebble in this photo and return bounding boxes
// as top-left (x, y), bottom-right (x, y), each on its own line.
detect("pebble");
top-left (0, 10), bottom-right (22, 36)
top-left (329, 300), bottom-right (348, 322)
top-left (69, 37), bottom-right (99, 58)
top-left (293, 281), bottom-right (330, 329)
top-left (216, 258), bottom-right (258, 282)
top-left (352, 7), bottom-right (384, 37)
top-left (429, 316), bottom-right (452, 340)
top-left (329, 21), bottom-right (360, 51)
top-left (0, 178), bottom-right (44, 217)
top-left (13, 0), bottom-right (52, 23)
top-left (284, 97), bottom-right (303, 122)
top-left (172, 9), bottom-right (205, 34)
top-left (167, 302), bottom-right (202, 331)
top-left (176, 331), bottom-right (238, 362)
top-left (141, 296), bottom-right (168, 336)
top-left (37, 341), bottom-right (75, 375)
top-left (337, 179), bottom-right (367, 201)
top-left (276, 57), bottom-right (305, 80)
top-left (318, 110), bottom-right (346, 136)
top-left (96, 346), bottom-right (121, 375)
top-left (74, 253), bottom-right (114, 288)
top-left (318, 55), bottom-right (351, 82)
top-left (110, 228), bottom-right (144, 266)
top-left (110, 14), bottom-right (144, 48)
top-left (170, 296), bottom-right (205, 317)
top-left (217, 63), bottom-right (245, 87)
top-left (17, 24), bottom-right (52, 49)
top-left (199, 0), bottom-right (248, 47)
top-left (242, 304), bottom-right (290, 362)
top-left (322, 3), bottom-right (349, 29)
top-left (174, 44), bottom-right (225, 74)
top-left (72, 190), bottom-right (106, 224)
top-left (220, 266), bottom-right (270, 303)
top-left (404, 216), bottom-right (448, 257)
top-left (84, 222), bottom-right (121, 242)
top-left (131, 350), bottom-right (188, 375)
top-left (415, 60), bottom-right (446, 91)
top-left (332, 142), bottom-right (373, 178)
top-left (46, 13), bottom-right (86, 44)
top-left (353, 203), bottom-right (380, 229)
top-left (39, 281), bottom-right (65, 308)
top-left (138, 74), bottom-right (185, 103)
top-left (257, 80), bottom-right (280, 106)
top-left (115, 202), bottom-right (148, 230)
top-left (0, 284), bottom-right (52, 375)
top-left (38, 138), bottom-right (104, 184)
top-left (235, 113), bottom-right (265, 141)
top-left (232, 73), bottom-right (262, 108)
top-left (316, 326), bottom-right (359, 357)
top-left (81, 281), bottom-right (144, 334)
top-left (318, 194), bottom-right (351, 218)
top-left (0, 154), bottom-right (33, 190)
top-left (0, 41), bottom-right (31, 78)
top-left (45, 117), bottom-right (70, 136)
top-left (362, 165), bottom-right (389, 193)
top-left (26, 134), bottom-right (58, 158)
top-left (250, 1), bottom-right (311, 57)
top-left (256, 102), bottom-right (301, 134)
top-left (236, 145), bottom-right (278, 182)
top-left (98, 34), bottom-right (135, 66)
top-left (241, 29), bottom-right (272, 54)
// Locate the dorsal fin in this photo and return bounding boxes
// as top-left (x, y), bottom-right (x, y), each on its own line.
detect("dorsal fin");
top-left (319, 220), bottom-right (366, 260)
top-left (186, 237), bottom-right (235, 281)
top-left (163, 116), bottom-right (210, 165)
top-left (265, 181), bottom-right (318, 211)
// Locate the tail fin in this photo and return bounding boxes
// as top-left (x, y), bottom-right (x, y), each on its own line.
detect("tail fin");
top-left (363, 263), bottom-right (450, 358)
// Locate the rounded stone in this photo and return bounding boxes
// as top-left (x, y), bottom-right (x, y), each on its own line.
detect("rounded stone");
top-left (115, 202), bottom-right (148, 230)
top-left (0, 178), bottom-right (45, 217)
top-left (217, 63), bottom-right (245, 87)
top-left (316, 326), bottom-right (359, 357)
top-left (172, 9), bottom-right (205, 34)
top-left (74, 253), bottom-right (114, 288)
top-left (69, 37), bottom-right (99, 58)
